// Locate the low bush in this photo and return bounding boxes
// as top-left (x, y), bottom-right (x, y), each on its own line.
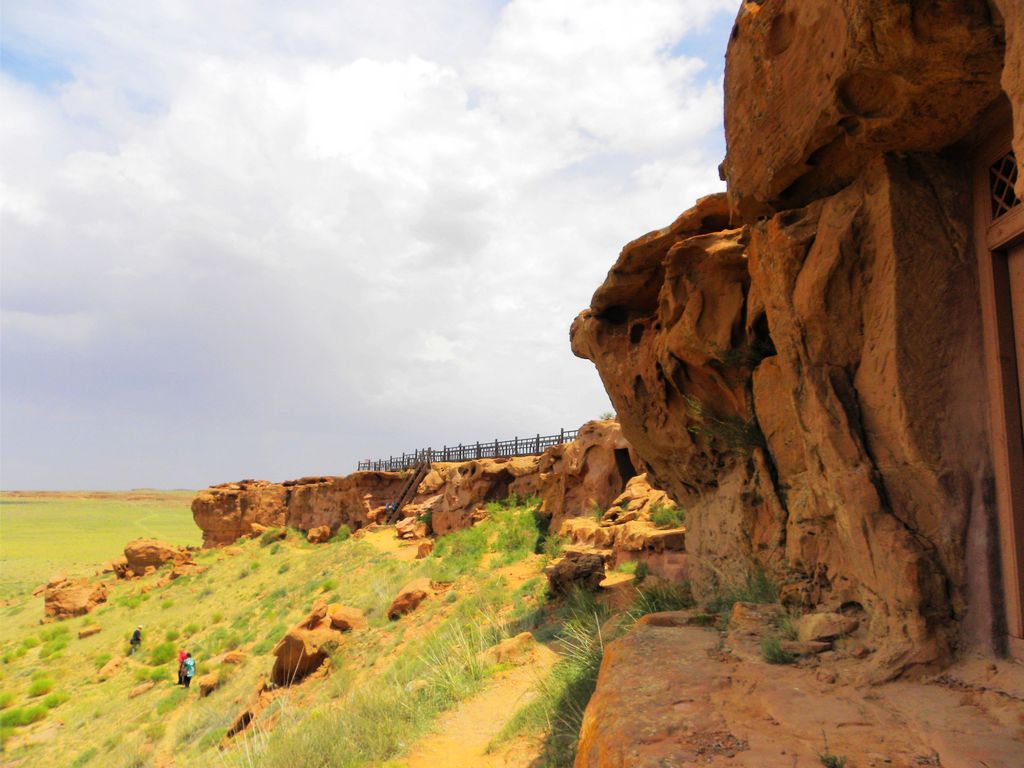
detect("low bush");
top-left (27, 678), bottom-right (54, 697)
top-left (165, 629), bottom-right (180, 642)
top-left (71, 747), bottom-right (99, 766)
top-left (183, 623), bottom-right (200, 636)
top-left (0, 692), bottom-right (12, 709)
top-left (649, 502), bottom-right (685, 529)
top-left (629, 582), bottom-right (694, 619)
top-left (760, 636), bottom-right (796, 665)
top-left (148, 642), bottom-right (176, 666)
top-left (156, 688), bottom-right (187, 716)
top-left (705, 566), bottom-right (779, 614)
top-left (331, 526), bottom-right (351, 543)
top-left (42, 691), bottom-right (69, 709)
top-left (0, 704), bottom-right (47, 727)
top-left (93, 652), bottom-right (112, 670)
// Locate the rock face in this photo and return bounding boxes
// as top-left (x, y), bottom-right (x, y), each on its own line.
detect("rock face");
top-left (722, 0), bottom-right (1005, 219)
top-left (572, 1), bottom-right (1020, 676)
top-left (43, 578), bottom-right (108, 619)
top-left (192, 473), bottom-right (405, 547)
top-left (533, 420), bottom-right (640, 533)
top-left (544, 550), bottom-right (606, 595)
top-left (193, 420), bottom-right (643, 544)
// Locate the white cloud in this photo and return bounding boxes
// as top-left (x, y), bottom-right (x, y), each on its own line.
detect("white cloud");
top-left (0, 0), bottom-right (734, 488)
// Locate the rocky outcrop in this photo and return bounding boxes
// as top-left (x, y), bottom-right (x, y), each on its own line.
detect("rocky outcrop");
top-left (532, 420), bottom-right (640, 533)
top-left (402, 456), bottom-right (542, 536)
top-left (571, 0), bottom-right (1017, 677)
top-left (192, 473), bottom-right (405, 547)
top-left (43, 578), bottom-right (108, 619)
top-left (123, 538), bottom-right (194, 577)
top-left (270, 600), bottom-right (363, 686)
top-left (193, 420), bottom-right (644, 545)
top-left (544, 549), bottom-right (606, 595)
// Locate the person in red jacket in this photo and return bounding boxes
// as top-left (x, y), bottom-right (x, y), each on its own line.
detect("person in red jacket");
top-left (177, 649), bottom-right (188, 685)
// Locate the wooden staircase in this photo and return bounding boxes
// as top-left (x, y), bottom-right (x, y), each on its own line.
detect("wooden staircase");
top-left (387, 462), bottom-right (430, 524)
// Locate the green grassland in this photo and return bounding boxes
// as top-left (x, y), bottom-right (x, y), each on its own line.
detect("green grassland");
top-left (0, 493), bottom-right (692, 767)
top-left (0, 491), bottom-right (200, 598)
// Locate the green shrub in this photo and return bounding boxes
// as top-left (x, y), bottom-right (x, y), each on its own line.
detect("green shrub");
top-left (760, 636), bottom-right (796, 665)
top-left (683, 395), bottom-right (765, 454)
top-left (183, 623), bottom-right (200, 636)
top-left (705, 566), bottom-right (779, 613)
top-left (42, 692), bottom-right (69, 709)
top-left (144, 722), bottom-right (166, 741)
top-left (649, 502), bottom-right (685, 529)
top-left (261, 527), bottom-right (286, 547)
top-left (331, 525), bottom-right (351, 543)
top-left (161, 599), bottom-right (174, 610)
top-left (277, 562), bottom-right (291, 574)
top-left (20, 637), bottom-right (40, 650)
top-left (71, 747), bottom-right (99, 766)
top-left (93, 652), bottom-right (112, 670)
top-left (429, 522), bottom-right (490, 581)
top-left (0, 692), bottom-right (12, 709)
top-left (27, 678), bottom-right (54, 697)
top-left (629, 583), bottom-right (694, 618)
top-left (212, 612), bottom-right (223, 623)
top-left (320, 578), bottom-right (338, 592)
top-left (0, 705), bottom-right (47, 727)
top-left (38, 637), bottom-right (68, 659)
top-left (148, 642), bottom-right (176, 666)
top-left (39, 625), bottom-right (70, 641)
top-left (818, 732), bottom-right (848, 768)
top-left (269, 542), bottom-right (282, 555)
top-left (165, 629), bottom-right (180, 642)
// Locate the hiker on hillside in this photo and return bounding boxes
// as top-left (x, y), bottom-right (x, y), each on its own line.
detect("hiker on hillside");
top-left (128, 625), bottom-right (143, 656)
top-left (182, 652), bottom-right (196, 688)
top-left (177, 649), bottom-right (188, 685)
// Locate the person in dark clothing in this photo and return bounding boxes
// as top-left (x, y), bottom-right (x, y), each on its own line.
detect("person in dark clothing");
top-left (129, 626), bottom-right (142, 656)
top-left (182, 653), bottom-right (195, 688)
top-left (177, 649), bottom-right (188, 685)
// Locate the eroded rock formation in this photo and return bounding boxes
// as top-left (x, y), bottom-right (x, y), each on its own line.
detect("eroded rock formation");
top-left (43, 577), bottom-right (108, 620)
top-left (572, 0), bottom-right (1020, 678)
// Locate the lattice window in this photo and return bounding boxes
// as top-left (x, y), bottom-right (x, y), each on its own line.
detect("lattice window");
top-left (990, 150), bottom-right (1021, 220)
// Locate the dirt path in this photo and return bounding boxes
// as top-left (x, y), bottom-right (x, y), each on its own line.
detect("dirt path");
top-left (399, 643), bottom-right (560, 768)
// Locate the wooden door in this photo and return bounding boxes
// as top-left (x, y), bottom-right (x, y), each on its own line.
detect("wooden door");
top-left (972, 113), bottom-right (1024, 657)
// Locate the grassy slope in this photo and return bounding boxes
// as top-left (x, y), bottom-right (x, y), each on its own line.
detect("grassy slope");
top-left (0, 491), bottom-right (200, 598)
top-left (0, 494), bottom-right (693, 767)
top-left (0, 499), bottom-right (559, 766)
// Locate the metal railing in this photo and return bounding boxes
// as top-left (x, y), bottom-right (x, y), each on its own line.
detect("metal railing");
top-left (357, 428), bottom-right (580, 472)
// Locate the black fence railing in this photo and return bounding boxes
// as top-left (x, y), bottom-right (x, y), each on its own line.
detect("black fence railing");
top-left (357, 428), bottom-right (580, 472)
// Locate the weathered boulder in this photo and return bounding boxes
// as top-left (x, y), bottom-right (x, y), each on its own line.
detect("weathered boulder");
top-left (78, 625), bottom-right (102, 639)
top-left (271, 600), bottom-right (359, 686)
top-left (123, 538), bottom-right (193, 577)
top-left (306, 525), bottom-right (332, 544)
top-left (43, 578), bottom-right (108, 619)
top-left (479, 631), bottom-right (537, 666)
top-left (798, 612), bottom-right (860, 643)
top-left (129, 682), bottom-right (154, 698)
top-left (387, 578), bottom-right (432, 620)
top-left (544, 550), bottom-right (605, 595)
top-left (395, 516), bottom-right (427, 540)
top-left (196, 672), bottom-right (220, 698)
top-left (600, 473), bottom-right (670, 525)
top-left (328, 605), bottom-right (367, 632)
top-left (416, 540), bottom-right (434, 559)
top-left (97, 656), bottom-right (122, 679)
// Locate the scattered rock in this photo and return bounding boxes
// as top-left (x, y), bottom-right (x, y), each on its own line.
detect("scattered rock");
top-left (480, 632), bottom-right (537, 666)
top-left (797, 612), bottom-right (860, 643)
top-left (197, 672), bottom-right (220, 698)
top-left (129, 682), bottom-right (155, 698)
top-left (416, 540), bottom-right (434, 559)
top-left (544, 550), bottom-right (605, 595)
top-left (388, 578), bottom-right (433, 620)
top-left (779, 639), bottom-right (831, 656)
top-left (306, 525), bottom-right (332, 544)
top-left (396, 516), bottom-right (427, 540)
top-left (78, 625), bottom-right (102, 639)
top-left (635, 610), bottom-right (716, 629)
top-left (328, 605), bottom-right (367, 632)
top-left (43, 578), bottom-right (108, 619)
top-left (221, 651), bottom-right (246, 665)
top-left (98, 657), bottom-right (123, 679)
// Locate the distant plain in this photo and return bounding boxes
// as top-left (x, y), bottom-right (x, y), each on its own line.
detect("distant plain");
top-left (0, 491), bottom-right (200, 598)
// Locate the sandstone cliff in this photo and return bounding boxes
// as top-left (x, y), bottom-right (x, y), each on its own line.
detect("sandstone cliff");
top-left (572, 0), bottom-right (1020, 678)
top-left (192, 420), bottom-right (644, 547)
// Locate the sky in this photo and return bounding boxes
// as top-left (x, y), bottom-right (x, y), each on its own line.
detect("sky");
top-left (0, 0), bottom-right (736, 490)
